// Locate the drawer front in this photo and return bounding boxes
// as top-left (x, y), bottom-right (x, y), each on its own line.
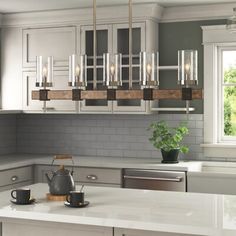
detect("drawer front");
top-left (0, 166), bottom-right (33, 187)
top-left (74, 167), bottom-right (121, 185)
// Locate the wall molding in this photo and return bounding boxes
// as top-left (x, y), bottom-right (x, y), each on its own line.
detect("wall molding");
top-left (161, 2), bottom-right (234, 22)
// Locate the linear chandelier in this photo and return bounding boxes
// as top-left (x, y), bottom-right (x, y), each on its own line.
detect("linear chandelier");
top-left (33, 0), bottom-right (202, 113)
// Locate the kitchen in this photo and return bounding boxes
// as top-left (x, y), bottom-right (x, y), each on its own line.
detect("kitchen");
top-left (0, 0), bottom-right (235, 235)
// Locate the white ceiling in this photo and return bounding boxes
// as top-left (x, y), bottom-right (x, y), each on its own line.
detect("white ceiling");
top-left (0, 0), bottom-right (235, 14)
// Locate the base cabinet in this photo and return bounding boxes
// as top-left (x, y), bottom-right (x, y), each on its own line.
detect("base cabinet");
top-left (114, 228), bottom-right (203, 236)
top-left (0, 166), bottom-right (33, 192)
top-left (187, 172), bottom-right (236, 195)
top-left (34, 165), bottom-right (122, 187)
top-left (2, 222), bottom-right (112, 236)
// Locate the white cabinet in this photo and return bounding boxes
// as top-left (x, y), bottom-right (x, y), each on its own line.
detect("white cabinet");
top-left (2, 222), bottom-right (112, 236)
top-left (187, 172), bottom-right (236, 195)
top-left (23, 26), bottom-right (77, 69)
top-left (23, 71), bottom-right (77, 112)
top-left (79, 21), bottom-right (158, 114)
top-left (0, 166), bottom-right (33, 192)
top-left (34, 165), bottom-right (122, 187)
top-left (74, 167), bottom-right (122, 187)
top-left (79, 24), bottom-right (113, 113)
top-left (114, 228), bottom-right (196, 236)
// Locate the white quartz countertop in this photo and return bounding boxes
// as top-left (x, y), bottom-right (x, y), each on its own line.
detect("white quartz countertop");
top-left (0, 154), bottom-right (202, 172)
top-left (0, 183), bottom-right (235, 235)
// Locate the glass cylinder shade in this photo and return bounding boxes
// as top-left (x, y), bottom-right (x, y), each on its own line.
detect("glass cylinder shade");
top-left (139, 52), bottom-right (159, 88)
top-left (103, 53), bottom-right (122, 88)
top-left (178, 50), bottom-right (198, 86)
top-left (69, 54), bottom-right (87, 89)
top-left (36, 56), bottom-right (54, 87)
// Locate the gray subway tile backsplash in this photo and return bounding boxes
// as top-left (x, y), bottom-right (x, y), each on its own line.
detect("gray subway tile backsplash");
top-left (14, 114), bottom-right (204, 161)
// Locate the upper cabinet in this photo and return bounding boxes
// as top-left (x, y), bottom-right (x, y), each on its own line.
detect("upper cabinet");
top-left (80, 25), bottom-right (113, 113)
top-left (112, 23), bottom-right (147, 113)
top-left (1, 4), bottom-right (160, 113)
top-left (23, 26), bottom-right (77, 69)
top-left (79, 21), bottom-right (158, 114)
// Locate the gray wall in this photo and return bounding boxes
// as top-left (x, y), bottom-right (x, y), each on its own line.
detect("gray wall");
top-left (159, 19), bottom-right (226, 113)
top-left (0, 115), bottom-right (16, 154)
top-left (16, 114), bottom-right (204, 161)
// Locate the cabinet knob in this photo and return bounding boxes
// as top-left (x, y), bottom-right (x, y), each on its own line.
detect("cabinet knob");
top-left (86, 175), bottom-right (98, 181)
top-left (11, 176), bottom-right (18, 182)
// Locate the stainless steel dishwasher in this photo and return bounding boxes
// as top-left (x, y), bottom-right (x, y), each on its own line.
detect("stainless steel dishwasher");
top-left (123, 169), bottom-right (186, 192)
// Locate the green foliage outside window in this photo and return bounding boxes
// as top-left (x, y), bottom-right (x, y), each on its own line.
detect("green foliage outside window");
top-left (224, 68), bottom-right (236, 136)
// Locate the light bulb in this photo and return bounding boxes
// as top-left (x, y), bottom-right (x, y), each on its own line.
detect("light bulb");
top-left (75, 65), bottom-right (80, 77)
top-left (110, 64), bottom-right (115, 76)
top-left (42, 66), bottom-right (47, 78)
top-left (185, 64), bottom-right (190, 72)
top-left (146, 63), bottom-right (152, 76)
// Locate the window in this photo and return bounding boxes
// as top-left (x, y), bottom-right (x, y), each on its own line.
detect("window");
top-left (202, 25), bottom-right (236, 158)
top-left (219, 48), bottom-right (236, 142)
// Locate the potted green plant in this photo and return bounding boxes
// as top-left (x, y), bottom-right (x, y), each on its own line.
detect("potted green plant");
top-left (148, 121), bottom-right (189, 163)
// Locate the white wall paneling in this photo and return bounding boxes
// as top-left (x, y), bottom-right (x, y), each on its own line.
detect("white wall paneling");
top-left (22, 26), bottom-right (77, 68)
top-left (22, 71), bottom-right (77, 112)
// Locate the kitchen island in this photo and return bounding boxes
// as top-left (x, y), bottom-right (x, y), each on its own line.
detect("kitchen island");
top-left (0, 184), bottom-right (235, 236)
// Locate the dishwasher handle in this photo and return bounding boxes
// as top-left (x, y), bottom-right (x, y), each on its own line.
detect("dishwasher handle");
top-left (123, 175), bottom-right (182, 182)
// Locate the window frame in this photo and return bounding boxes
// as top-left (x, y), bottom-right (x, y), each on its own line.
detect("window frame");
top-left (218, 46), bottom-right (236, 142)
top-left (202, 25), bottom-right (236, 158)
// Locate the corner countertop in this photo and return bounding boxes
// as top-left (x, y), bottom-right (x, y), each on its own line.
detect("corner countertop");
top-left (0, 183), bottom-right (235, 235)
top-left (0, 154), bottom-right (202, 172)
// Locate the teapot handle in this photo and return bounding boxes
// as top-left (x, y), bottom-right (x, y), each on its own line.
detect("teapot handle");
top-left (51, 155), bottom-right (75, 174)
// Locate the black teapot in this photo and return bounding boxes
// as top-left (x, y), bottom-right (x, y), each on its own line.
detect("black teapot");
top-left (45, 155), bottom-right (75, 195)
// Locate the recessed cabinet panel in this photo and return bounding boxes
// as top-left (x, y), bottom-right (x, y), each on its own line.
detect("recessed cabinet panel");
top-left (114, 228), bottom-right (195, 236)
top-left (113, 23), bottom-right (147, 113)
top-left (23, 26), bottom-right (76, 68)
top-left (23, 71), bottom-right (77, 112)
top-left (80, 25), bottom-right (112, 113)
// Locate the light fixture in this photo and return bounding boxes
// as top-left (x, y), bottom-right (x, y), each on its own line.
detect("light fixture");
top-left (178, 50), bottom-right (198, 113)
top-left (227, 7), bottom-right (236, 32)
top-left (140, 52), bottom-right (159, 88)
top-left (69, 54), bottom-right (87, 88)
top-left (36, 56), bottom-right (54, 88)
top-left (35, 56), bottom-right (54, 112)
top-left (69, 54), bottom-right (87, 101)
top-left (178, 50), bottom-right (198, 86)
top-left (33, 1), bottom-right (203, 112)
top-left (103, 53), bottom-right (122, 88)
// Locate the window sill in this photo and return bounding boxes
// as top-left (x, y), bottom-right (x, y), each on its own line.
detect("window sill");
top-left (201, 143), bottom-right (236, 158)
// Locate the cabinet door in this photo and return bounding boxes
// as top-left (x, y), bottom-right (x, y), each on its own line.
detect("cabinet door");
top-left (23, 71), bottom-right (77, 112)
top-left (0, 166), bottom-right (33, 187)
top-left (79, 25), bottom-right (112, 113)
top-left (112, 23), bottom-right (148, 113)
top-left (23, 26), bottom-right (76, 69)
top-left (114, 228), bottom-right (195, 236)
top-left (3, 222), bottom-right (112, 236)
top-left (73, 167), bottom-right (121, 186)
top-left (187, 172), bottom-right (236, 195)
top-left (34, 165), bottom-right (121, 187)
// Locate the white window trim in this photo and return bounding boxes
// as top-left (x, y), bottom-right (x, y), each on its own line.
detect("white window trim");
top-left (201, 25), bottom-right (236, 158)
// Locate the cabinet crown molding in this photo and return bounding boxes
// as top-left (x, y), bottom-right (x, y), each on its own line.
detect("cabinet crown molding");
top-left (1, 1), bottom-right (236, 27)
top-left (1, 3), bottom-right (163, 27)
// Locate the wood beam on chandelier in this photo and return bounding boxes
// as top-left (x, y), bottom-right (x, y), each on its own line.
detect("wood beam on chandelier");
top-left (32, 89), bottom-right (203, 101)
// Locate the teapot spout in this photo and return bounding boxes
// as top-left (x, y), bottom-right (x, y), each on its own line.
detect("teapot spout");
top-left (45, 173), bottom-right (52, 185)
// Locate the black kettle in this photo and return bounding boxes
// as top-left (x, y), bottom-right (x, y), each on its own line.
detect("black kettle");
top-left (45, 155), bottom-right (75, 195)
